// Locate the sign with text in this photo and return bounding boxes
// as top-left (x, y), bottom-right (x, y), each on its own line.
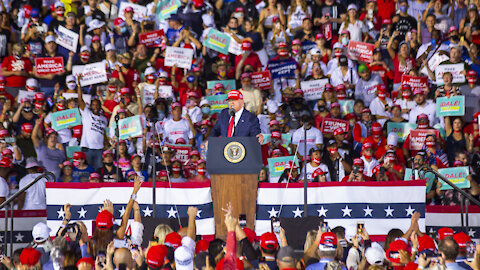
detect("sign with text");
top-left (158, 85), bottom-right (174, 99)
top-left (347, 41), bottom-right (374, 63)
top-left (404, 168), bottom-right (435, 193)
top-left (164, 46), bottom-right (194, 69)
top-left (251, 71), bottom-right (271, 90)
top-left (119, 2), bottom-right (147, 22)
top-left (118, 115), bottom-right (143, 140)
top-left (438, 166), bottom-right (470, 190)
top-left (435, 64), bottom-right (466, 84)
top-left (51, 108), bottom-right (82, 131)
top-left (72, 62), bottom-right (108, 86)
top-left (203, 29), bottom-right (230, 55)
top-left (165, 142), bottom-right (192, 162)
top-left (409, 129), bottom-right (440, 150)
top-left (206, 80), bottom-right (235, 91)
top-left (420, 53), bottom-right (449, 77)
top-left (17, 90), bottom-right (37, 104)
top-left (56, 26), bottom-right (79, 52)
top-left (139, 30), bottom-right (165, 48)
top-left (206, 94), bottom-right (228, 114)
top-left (401, 75), bottom-right (428, 94)
top-left (339, 100), bottom-right (354, 116)
top-left (268, 156), bottom-right (299, 179)
top-left (35, 57), bottom-right (64, 75)
top-left (268, 59), bottom-right (298, 79)
top-left (66, 146), bottom-right (82, 159)
top-left (142, 84), bottom-right (156, 105)
top-left (387, 122), bottom-right (417, 143)
top-left (436, 96), bottom-right (465, 117)
top-left (320, 118), bottom-right (349, 134)
top-left (301, 79), bottom-right (329, 101)
top-left (156, 0), bottom-right (182, 20)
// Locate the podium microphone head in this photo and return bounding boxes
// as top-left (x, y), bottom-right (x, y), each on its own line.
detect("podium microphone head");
top-left (228, 107), bottom-right (235, 116)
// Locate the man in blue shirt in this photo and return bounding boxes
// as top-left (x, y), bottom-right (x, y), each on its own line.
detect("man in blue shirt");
top-left (306, 232), bottom-right (347, 270)
top-left (439, 237), bottom-right (469, 270)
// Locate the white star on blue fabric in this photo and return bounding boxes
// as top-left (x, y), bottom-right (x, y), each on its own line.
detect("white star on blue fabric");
top-left (143, 206), bottom-right (153, 217)
top-left (385, 205), bottom-right (394, 217)
top-left (57, 207), bottom-right (65, 219)
top-left (196, 210), bottom-right (202, 218)
top-left (468, 228), bottom-right (476, 238)
top-left (118, 206), bottom-right (126, 217)
top-left (292, 207), bottom-right (304, 218)
top-left (77, 207), bottom-right (87, 219)
top-left (167, 207), bottom-right (178, 218)
top-left (268, 207), bottom-right (279, 218)
top-left (317, 206), bottom-right (328, 217)
top-left (363, 205), bottom-right (373, 217)
top-left (405, 205), bottom-right (415, 217)
top-left (342, 205), bottom-right (352, 217)
top-left (14, 233), bottom-right (24, 242)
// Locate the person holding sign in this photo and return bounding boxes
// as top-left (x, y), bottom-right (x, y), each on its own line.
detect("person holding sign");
top-left (210, 90), bottom-right (262, 142)
top-left (424, 134), bottom-right (448, 169)
top-left (435, 72), bottom-right (461, 100)
top-left (445, 116), bottom-right (471, 165)
top-left (1, 44), bottom-right (32, 97)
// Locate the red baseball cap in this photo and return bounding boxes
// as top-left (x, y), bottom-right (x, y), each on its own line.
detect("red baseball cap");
top-left (292, 39), bottom-right (302, 45)
top-left (62, 161), bottom-right (73, 167)
top-left (371, 122), bottom-right (382, 135)
top-left (437, 227), bottom-right (455, 240)
top-left (241, 40), bottom-right (252, 51)
top-left (19, 247), bottom-right (42, 266)
top-left (401, 84), bottom-right (412, 91)
top-left (21, 123), bottom-right (34, 133)
top-left (96, 210), bottom-right (114, 229)
top-left (353, 158), bottom-right (364, 168)
top-left (453, 232), bottom-right (472, 249)
top-left (361, 108), bottom-right (371, 114)
top-left (165, 232), bottom-right (182, 249)
top-left (345, 113), bottom-right (356, 120)
top-left (336, 84), bottom-right (346, 91)
top-left (260, 232), bottom-right (278, 250)
top-left (417, 113), bottom-right (429, 121)
top-left (0, 157), bottom-right (12, 168)
top-left (77, 257), bottom-right (95, 268)
top-left (73, 151), bottom-right (86, 160)
top-left (386, 239), bottom-right (409, 263)
top-left (190, 149), bottom-right (200, 157)
top-left (92, 35), bottom-right (101, 42)
top-left (271, 131), bottom-right (282, 139)
top-left (102, 150), bottom-right (113, 158)
top-left (324, 84), bottom-right (334, 92)
top-left (227, 90), bottom-right (243, 100)
top-left (319, 232), bottom-right (337, 250)
top-left (448, 26), bottom-right (458, 33)
top-left (195, 239), bottom-right (210, 254)
top-left (146, 245), bottom-right (168, 268)
top-left (0, 129), bottom-right (8, 137)
top-left (34, 92), bottom-right (45, 101)
top-left (418, 234), bottom-right (436, 252)
top-left (315, 33), bottom-right (325, 40)
top-left (241, 73), bottom-right (251, 80)
top-left (413, 89), bottom-right (424, 96)
top-left (362, 142), bottom-right (373, 150)
top-left (243, 228), bottom-right (257, 243)
top-left (175, 137), bottom-right (187, 144)
top-left (124, 6), bottom-right (134, 12)
top-left (216, 258), bottom-right (244, 270)
top-left (214, 83), bottom-right (224, 90)
top-left (269, 120), bottom-right (280, 126)
top-left (333, 127), bottom-right (345, 136)
top-left (467, 70), bottom-right (478, 77)
top-left (1, 148), bottom-right (12, 156)
top-left (120, 87), bottom-right (130, 95)
top-left (171, 102), bottom-right (182, 110)
top-left (312, 167), bottom-right (326, 178)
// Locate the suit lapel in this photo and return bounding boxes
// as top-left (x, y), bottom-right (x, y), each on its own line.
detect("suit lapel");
top-left (233, 110), bottom-right (246, 136)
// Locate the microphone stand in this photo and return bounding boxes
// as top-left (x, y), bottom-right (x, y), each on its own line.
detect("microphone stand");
top-left (115, 114), bottom-right (120, 181)
top-left (411, 158), bottom-right (416, 180)
top-left (303, 123), bottom-right (307, 217)
top-left (151, 119), bottom-right (157, 218)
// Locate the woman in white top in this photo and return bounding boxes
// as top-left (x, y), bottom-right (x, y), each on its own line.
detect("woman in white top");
top-left (339, 4), bottom-right (368, 42)
top-left (259, 0), bottom-right (286, 32)
top-left (286, 0), bottom-right (312, 34)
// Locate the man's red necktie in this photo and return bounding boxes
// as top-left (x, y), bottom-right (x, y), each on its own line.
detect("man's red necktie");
top-left (227, 116), bottom-right (234, 137)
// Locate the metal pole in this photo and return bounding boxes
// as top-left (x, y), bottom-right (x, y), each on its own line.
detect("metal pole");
top-left (9, 202), bottom-right (13, 256)
top-left (303, 124), bottom-right (307, 217)
top-left (152, 122), bottom-right (157, 218)
top-left (3, 206), bottom-right (7, 255)
top-left (460, 196), bottom-right (465, 231)
top-left (466, 198), bottom-right (470, 233)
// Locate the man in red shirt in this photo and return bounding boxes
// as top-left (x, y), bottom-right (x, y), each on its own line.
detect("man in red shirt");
top-left (234, 40), bottom-right (263, 75)
top-left (1, 44), bottom-right (32, 97)
top-left (111, 52), bottom-right (140, 95)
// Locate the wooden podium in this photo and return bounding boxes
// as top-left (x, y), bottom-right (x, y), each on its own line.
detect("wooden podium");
top-left (206, 137), bottom-right (263, 238)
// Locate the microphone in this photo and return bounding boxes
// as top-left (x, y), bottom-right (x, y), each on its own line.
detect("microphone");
top-left (228, 108), bottom-right (235, 117)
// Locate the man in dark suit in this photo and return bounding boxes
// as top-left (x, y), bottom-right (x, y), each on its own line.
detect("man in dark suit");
top-left (210, 90), bottom-right (263, 143)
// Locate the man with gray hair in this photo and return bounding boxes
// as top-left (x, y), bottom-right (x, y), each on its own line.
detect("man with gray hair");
top-left (306, 232), bottom-right (346, 270)
top-left (276, 246), bottom-right (296, 270)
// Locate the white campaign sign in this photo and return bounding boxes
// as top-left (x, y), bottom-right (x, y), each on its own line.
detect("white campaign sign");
top-left (158, 85), bottom-right (174, 99)
top-left (72, 62), bottom-right (108, 87)
top-left (143, 84), bottom-right (156, 105)
top-left (435, 63), bottom-right (466, 84)
top-left (56, 26), bottom-right (79, 52)
top-left (62, 93), bottom-right (92, 105)
top-left (17, 90), bottom-right (38, 103)
top-left (164, 46), bottom-right (194, 69)
top-left (119, 2), bottom-right (148, 22)
top-left (228, 36), bottom-right (242, 56)
top-left (301, 79), bottom-right (329, 101)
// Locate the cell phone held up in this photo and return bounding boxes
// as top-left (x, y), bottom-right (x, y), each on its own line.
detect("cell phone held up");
top-left (467, 242), bottom-right (476, 261)
top-left (271, 217), bottom-right (281, 234)
top-left (239, 214), bottom-right (247, 229)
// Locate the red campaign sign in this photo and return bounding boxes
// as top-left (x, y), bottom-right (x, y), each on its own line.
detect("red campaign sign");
top-left (409, 129), bottom-right (440, 150)
top-left (139, 30), bottom-right (165, 48)
top-left (347, 41), bottom-right (375, 63)
top-left (320, 118), bottom-right (349, 134)
top-left (165, 142), bottom-right (192, 163)
top-left (401, 75), bottom-right (428, 94)
top-left (35, 57), bottom-right (64, 75)
top-left (250, 71), bottom-right (271, 90)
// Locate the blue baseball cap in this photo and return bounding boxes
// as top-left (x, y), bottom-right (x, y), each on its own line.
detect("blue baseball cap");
top-left (31, 8), bottom-right (40, 18)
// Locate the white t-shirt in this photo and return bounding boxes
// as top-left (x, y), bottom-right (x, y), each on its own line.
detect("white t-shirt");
top-left (45, 112), bottom-right (73, 144)
top-left (0, 176), bottom-right (8, 198)
top-left (80, 107), bottom-right (108, 149)
top-left (339, 20), bottom-right (367, 42)
top-left (330, 67), bottom-right (359, 87)
top-left (395, 99), bottom-right (416, 120)
top-left (19, 173), bottom-right (46, 210)
top-left (162, 118), bottom-right (194, 143)
top-left (182, 106), bottom-right (202, 124)
top-left (292, 126), bottom-right (324, 157)
top-left (361, 156), bottom-right (379, 177)
top-left (300, 162), bottom-right (330, 182)
top-left (408, 100), bottom-right (438, 126)
top-left (369, 97), bottom-right (393, 126)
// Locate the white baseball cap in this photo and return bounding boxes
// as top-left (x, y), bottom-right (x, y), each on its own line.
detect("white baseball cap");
top-left (54, 1), bottom-right (65, 8)
top-left (26, 78), bottom-right (39, 88)
top-left (105, 43), bottom-right (116, 51)
top-left (80, 45), bottom-right (91, 53)
top-left (347, 4), bottom-right (358, 10)
top-left (387, 132), bottom-right (398, 146)
top-left (32, 222), bottom-right (51, 242)
top-left (310, 48), bottom-right (321, 56)
top-left (365, 244), bottom-right (386, 265)
top-left (174, 246), bottom-right (194, 270)
top-left (45, 35), bottom-right (56, 44)
top-left (333, 42), bottom-right (344, 50)
top-left (145, 67), bottom-right (156, 76)
top-left (200, 98), bottom-right (209, 107)
top-left (66, 75), bottom-right (76, 83)
top-left (159, 71), bottom-right (168, 78)
top-left (87, 19), bottom-right (105, 32)
top-left (202, 14), bottom-right (214, 28)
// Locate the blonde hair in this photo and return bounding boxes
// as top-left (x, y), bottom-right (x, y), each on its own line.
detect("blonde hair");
top-left (304, 230), bottom-right (318, 251)
top-left (368, 265), bottom-right (386, 270)
top-left (289, 0), bottom-right (308, 16)
top-left (153, 224), bottom-right (174, 244)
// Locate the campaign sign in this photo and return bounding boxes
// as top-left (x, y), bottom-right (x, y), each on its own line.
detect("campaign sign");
top-left (347, 41), bottom-right (374, 63)
top-left (435, 63), bottom-right (466, 84)
top-left (409, 129), bottom-right (440, 150)
top-left (438, 166), bottom-right (470, 190)
top-left (206, 94), bottom-right (228, 114)
top-left (436, 96), bottom-right (465, 117)
top-left (268, 59), bottom-right (297, 79)
top-left (301, 79), bottom-right (329, 101)
top-left (72, 62), bottom-right (108, 86)
top-left (156, 0), bottom-right (182, 20)
top-left (268, 156), bottom-right (299, 178)
top-left (35, 57), bottom-right (64, 75)
top-left (164, 46), bottom-right (194, 69)
top-left (118, 115), bottom-right (143, 140)
top-left (339, 100), bottom-right (354, 116)
top-left (261, 133), bottom-right (292, 149)
top-left (17, 90), bottom-right (37, 104)
top-left (158, 85), bottom-right (174, 99)
top-left (51, 108), bottom-right (82, 131)
top-left (139, 30), bottom-right (165, 48)
top-left (143, 84), bottom-right (156, 105)
top-left (203, 29), bottom-right (230, 55)
top-left (119, 2), bottom-right (147, 22)
top-left (404, 168), bottom-right (435, 193)
top-left (387, 122), bottom-right (417, 143)
top-left (165, 142), bottom-right (192, 162)
top-left (251, 71), bottom-right (271, 90)
top-left (66, 146), bottom-right (82, 159)
top-left (401, 75), bottom-right (428, 94)
top-left (320, 118), bottom-right (349, 134)
top-left (62, 93), bottom-right (92, 105)
top-left (56, 26), bottom-right (79, 52)
top-left (206, 80), bottom-right (235, 91)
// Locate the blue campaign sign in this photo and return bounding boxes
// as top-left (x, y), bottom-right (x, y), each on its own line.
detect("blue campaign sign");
top-left (268, 59), bottom-right (298, 79)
